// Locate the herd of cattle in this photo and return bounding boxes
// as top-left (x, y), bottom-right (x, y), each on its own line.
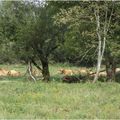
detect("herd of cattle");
top-left (0, 67), bottom-right (92, 77)
top-left (58, 68), bottom-right (104, 76)
top-left (59, 68), bottom-right (120, 83)
top-left (58, 68), bottom-right (120, 76)
top-left (0, 67), bottom-right (120, 83)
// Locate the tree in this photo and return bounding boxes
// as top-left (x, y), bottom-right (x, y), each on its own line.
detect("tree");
top-left (53, 2), bottom-right (97, 66)
top-left (0, 1), bottom-right (120, 82)
top-left (104, 2), bottom-right (120, 81)
top-left (16, 1), bottom-right (66, 81)
top-left (0, 1), bottom-right (21, 63)
top-left (0, 1), bottom-right (66, 81)
top-left (93, 2), bottom-right (115, 82)
top-left (53, 1), bottom-right (120, 82)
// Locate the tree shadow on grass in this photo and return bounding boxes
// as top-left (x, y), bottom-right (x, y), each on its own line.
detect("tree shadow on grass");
top-left (1, 73), bottom-right (119, 84)
top-left (50, 74), bottom-right (63, 82)
top-left (0, 76), bottom-right (26, 82)
top-left (50, 74), bottom-right (90, 83)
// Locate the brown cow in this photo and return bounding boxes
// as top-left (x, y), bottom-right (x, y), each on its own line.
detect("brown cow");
top-left (99, 71), bottom-right (106, 77)
top-left (32, 69), bottom-right (42, 76)
top-left (0, 68), bottom-right (9, 76)
top-left (7, 70), bottom-right (21, 77)
top-left (58, 69), bottom-right (73, 75)
top-left (78, 68), bottom-right (89, 75)
top-left (116, 68), bottom-right (120, 73)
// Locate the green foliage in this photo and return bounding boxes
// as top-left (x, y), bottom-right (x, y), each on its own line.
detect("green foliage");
top-left (53, 1), bottom-right (120, 67)
top-left (0, 1), bottom-right (27, 63)
top-left (53, 3), bottom-right (97, 65)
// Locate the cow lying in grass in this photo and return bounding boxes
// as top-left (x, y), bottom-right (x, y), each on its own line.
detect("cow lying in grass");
top-left (78, 68), bottom-right (89, 76)
top-left (7, 70), bottom-right (21, 77)
top-left (0, 68), bottom-right (9, 76)
top-left (32, 69), bottom-right (42, 77)
top-left (89, 71), bottom-right (106, 77)
top-left (58, 69), bottom-right (73, 75)
top-left (89, 68), bottom-right (120, 78)
top-left (0, 68), bottom-right (21, 77)
top-left (58, 68), bottom-right (89, 76)
top-left (59, 68), bottom-right (88, 83)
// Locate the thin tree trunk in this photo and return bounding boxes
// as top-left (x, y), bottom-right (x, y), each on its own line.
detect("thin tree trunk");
top-left (28, 61), bottom-right (36, 82)
top-left (93, 8), bottom-right (102, 83)
top-left (93, 3), bottom-right (113, 83)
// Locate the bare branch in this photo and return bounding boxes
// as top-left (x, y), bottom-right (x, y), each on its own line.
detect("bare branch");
top-left (79, 46), bottom-right (95, 63)
top-left (28, 61), bottom-right (36, 82)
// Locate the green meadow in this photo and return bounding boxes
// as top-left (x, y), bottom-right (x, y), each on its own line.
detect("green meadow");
top-left (0, 64), bottom-right (120, 119)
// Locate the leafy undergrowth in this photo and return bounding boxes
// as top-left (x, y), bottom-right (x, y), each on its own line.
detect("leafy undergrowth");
top-left (0, 64), bottom-right (120, 119)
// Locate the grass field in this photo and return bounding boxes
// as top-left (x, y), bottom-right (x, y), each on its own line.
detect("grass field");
top-left (0, 64), bottom-right (120, 119)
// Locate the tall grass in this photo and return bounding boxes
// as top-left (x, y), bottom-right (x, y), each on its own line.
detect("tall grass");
top-left (0, 64), bottom-right (120, 119)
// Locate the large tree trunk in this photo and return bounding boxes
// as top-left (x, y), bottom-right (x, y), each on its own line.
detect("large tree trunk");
top-left (41, 58), bottom-right (50, 82)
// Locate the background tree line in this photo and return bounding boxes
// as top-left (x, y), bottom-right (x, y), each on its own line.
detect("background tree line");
top-left (0, 1), bottom-right (120, 81)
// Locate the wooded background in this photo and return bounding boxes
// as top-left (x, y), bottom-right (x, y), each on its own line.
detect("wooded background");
top-left (0, 1), bottom-right (120, 81)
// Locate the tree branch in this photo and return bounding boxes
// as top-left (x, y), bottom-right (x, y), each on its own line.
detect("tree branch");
top-left (30, 58), bottom-right (43, 71)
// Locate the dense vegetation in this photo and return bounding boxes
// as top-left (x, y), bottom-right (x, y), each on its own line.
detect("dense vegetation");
top-left (0, 1), bottom-right (120, 81)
